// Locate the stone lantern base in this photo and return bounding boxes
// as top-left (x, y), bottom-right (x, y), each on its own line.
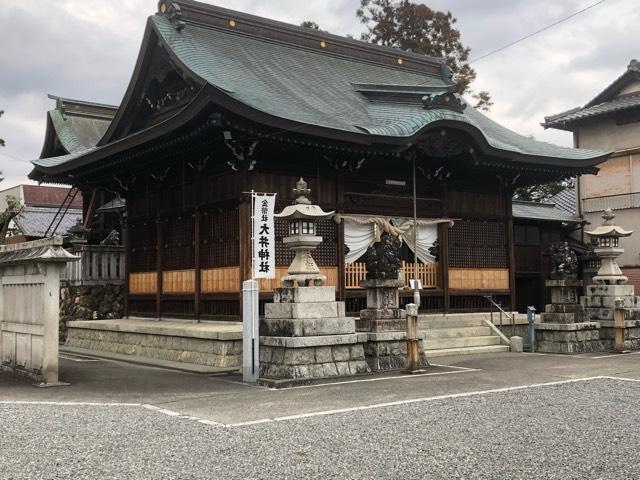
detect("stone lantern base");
top-left (258, 286), bottom-right (370, 384)
top-left (537, 280), bottom-right (603, 354)
top-left (356, 279), bottom-right (427, 371)
top-left (582, 284), bottom-right (640, 351)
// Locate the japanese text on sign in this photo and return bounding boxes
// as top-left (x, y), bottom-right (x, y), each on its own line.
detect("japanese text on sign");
top-left (253, 193), bottom-right (276, 279)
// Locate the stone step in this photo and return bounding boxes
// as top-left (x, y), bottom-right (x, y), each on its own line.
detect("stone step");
top-left (425, 326), bottom-right (493, 339)
top-left (425, 336), bottom-right (502, 350)
top-left (419, 317), bottom-right (487, 329)
top-left (425, 345), bottom-right (510, 358)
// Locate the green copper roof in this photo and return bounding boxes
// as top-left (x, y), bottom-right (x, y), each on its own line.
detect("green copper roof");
top-left (39, 95), bottom-right (117, 160)
top-left (30, 1), bottom-right (610, 177)
top-left (48, 109), bottom-right (112, 153)
top-left (153, 14), bottom-right (605, 161)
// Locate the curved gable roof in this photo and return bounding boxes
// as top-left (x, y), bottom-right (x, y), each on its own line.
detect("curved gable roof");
top-left (40, 95), bottom-right (117, 158)
top-left (31, 0), bottom-right (610, 179)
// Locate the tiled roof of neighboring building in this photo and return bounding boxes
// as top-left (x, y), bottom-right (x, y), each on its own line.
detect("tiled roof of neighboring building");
top-left (543, 59), bottom-right (640, 131)
top-left (21, 185), bottom-right (82, 208)
top-left (13, 206), bottom-right (83, 238)
top-left (549, 188), bottom-right (577, 215)
top-left (512, 200), bottom-right (581, 223)
top-left (542, 94), bottom-right (640, 130)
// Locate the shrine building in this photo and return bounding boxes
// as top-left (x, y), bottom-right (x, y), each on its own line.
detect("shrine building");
top-left (29, 1), bottom-right (610, 320)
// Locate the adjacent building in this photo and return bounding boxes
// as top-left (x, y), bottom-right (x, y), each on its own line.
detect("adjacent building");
top-left (0, 184), bottom-right (82, 243)
top-left (543, 59), bottom-right (640, 287)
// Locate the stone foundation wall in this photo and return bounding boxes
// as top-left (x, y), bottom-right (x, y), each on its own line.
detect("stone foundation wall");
top-left (535, 324), bottom-right (603, 354)
top-left (259, 342), bottom-right (369, 379)
top-left (599, 321), bottom-right (640, 350)
top-left (59, 284), bottom-right (124, 341)
top-left (66, 326), bottom-right (241, 367)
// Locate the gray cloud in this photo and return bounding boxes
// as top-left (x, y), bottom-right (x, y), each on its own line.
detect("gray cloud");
top-left (0, 0), bottom-right (636, 189)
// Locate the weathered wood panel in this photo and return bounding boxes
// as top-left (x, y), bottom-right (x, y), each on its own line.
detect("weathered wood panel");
top-left (162, 270), bottom-right (196, 294)
top-left (448, 268), bottom-right (509, 290)
top-left (129, 272), bottom-right (157, 295)
top-left (202, 267), bottom-right (239, 293)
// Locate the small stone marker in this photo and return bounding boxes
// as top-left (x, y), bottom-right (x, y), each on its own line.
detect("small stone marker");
top-left (510, 336), bottom-right (523, 353)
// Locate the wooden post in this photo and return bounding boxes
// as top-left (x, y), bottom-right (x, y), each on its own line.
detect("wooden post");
top-left (337, 221), bottom-right (346, 302)
top-left (440, 222), bottom-right (450, 313)
top-left (194, 210), bottom-right (202, 321)
top-left (614, 303), bottom-right (627, 353)
top-left (506, 194), bottom-right (517, 312)
top-left (336, 171), bottom-right (345, 302)
top-left (156, 218), bottom-right (163, 320)
top-left (123, 209), bottom-right (131, 319)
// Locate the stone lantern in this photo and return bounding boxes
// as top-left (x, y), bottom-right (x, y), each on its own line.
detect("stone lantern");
top-left (585, 208), bottom-right (633, 285)
top-left (275, 178), bottom-right (334, 287)
top-left (66, 217), bottom-right (90, 247)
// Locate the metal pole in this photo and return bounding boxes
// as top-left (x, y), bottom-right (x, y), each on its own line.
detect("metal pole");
top-left (412, 155), bottom-right (420, 307)
top-left (527, 306), bottom-right (536, 353)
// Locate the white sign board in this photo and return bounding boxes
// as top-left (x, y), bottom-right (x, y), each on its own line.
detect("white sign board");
top-left (253, 193), bottom-right (276, 279)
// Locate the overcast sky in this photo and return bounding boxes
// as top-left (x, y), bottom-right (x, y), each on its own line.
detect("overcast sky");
top-left (0, 0), bottom-right (638, 189)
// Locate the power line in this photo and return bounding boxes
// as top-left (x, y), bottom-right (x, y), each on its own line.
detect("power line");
top-left (470, 0), bottom-right (607, 64)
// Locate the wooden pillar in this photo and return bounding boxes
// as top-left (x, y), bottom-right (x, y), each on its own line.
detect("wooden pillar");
top-left (440, 222), bottom-right (450, 313)
top-left (194, 210), bottom-right (202, 320)
top-left (123, 202), bottom-right (131, 319)
top-left (156, 218), bottom-right (163, 320)
top-left (441, 182), bottom-right (450, 313)
top-left (336, 171), bottom-right (345, 301)
top-left (506, 194), bottom-right (517, 311)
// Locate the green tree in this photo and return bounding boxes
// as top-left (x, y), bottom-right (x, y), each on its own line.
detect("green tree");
top-left (356, 0), bottom-right (492, 110)
top-left (514, 178), bottom-right (572, 203)
top-left (0, 196), bottom-right (22, 244)
top-left (300, 21), bottom-right (320, 30)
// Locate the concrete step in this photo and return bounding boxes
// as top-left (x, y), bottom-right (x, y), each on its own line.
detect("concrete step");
top-left (425, 345), bottom-right (510, 358)
top-left (425, 326), bottom-right (493, 339)
top-left (425, 336), bottom-right (502, 350)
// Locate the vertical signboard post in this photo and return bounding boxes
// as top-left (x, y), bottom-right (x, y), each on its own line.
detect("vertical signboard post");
top-left (243, 192), bottom-right (276, 383)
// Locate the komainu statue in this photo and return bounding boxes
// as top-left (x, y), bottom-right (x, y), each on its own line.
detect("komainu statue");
top-left (549, 241), bottom-right (578, 280)
top-left (363, 232), bottom-right (401, 280)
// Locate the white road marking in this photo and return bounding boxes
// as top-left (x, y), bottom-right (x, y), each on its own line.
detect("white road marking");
top-left (2, 376), bottom-right (638, 429)
top-left (266, 368), bottom-right (482, 391)
top-left (0, 401), bottom-right (140, 406)
top-left (58, 355), bottom-right (101, 362)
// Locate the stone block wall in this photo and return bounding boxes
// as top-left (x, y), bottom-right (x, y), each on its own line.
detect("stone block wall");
top-left (59, 284), bottom-right (124, 341)
top-left (66, 325), bottom-right (242, 368)
top-left (259, 342), bottom-right (369, 379)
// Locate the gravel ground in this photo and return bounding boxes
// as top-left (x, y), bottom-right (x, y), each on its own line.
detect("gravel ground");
top-left (1, 377), bottom-right (639, 479)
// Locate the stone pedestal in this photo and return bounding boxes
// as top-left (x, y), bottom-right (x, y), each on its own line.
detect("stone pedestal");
top-left (356, 279), bottom-right (427, 370)
top-left (259, 286), bottom-right (370, 381)
top-left (356, 279), bottom-right (406, 332)
top-left (537, 280), bottom-right (603, 353)
top-left (582, 284), bottom-right (640, 350)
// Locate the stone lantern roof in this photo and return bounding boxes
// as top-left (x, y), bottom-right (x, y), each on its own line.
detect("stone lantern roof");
top-left (585, 208), bottom-right (633, 238)
top-left (275, 178), bottom-right (334, 220)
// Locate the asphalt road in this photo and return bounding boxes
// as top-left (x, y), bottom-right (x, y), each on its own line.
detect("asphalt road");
top-left (2, 377), bottom-right (639, 479)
